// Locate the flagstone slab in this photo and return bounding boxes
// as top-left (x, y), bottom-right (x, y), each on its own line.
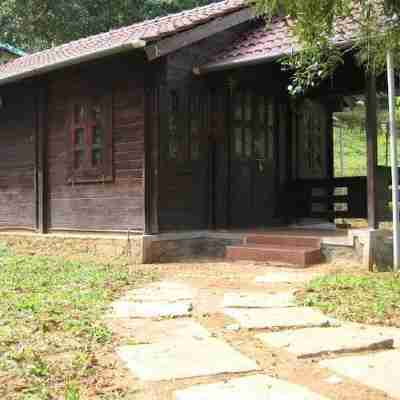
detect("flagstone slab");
top-left (112, 319), bottom-right (210, 343)
top-left (255, 272), bottom-right (319, 284)
top-left (117, 337), bottom-right (260, 381)
top-left (222, 291), bottom-right (295, 309)
top-left (123, 281), bottom-right (196, 303)
top-left (112, 300), bottom-right (192, 319)
top-left (344, 323), bottom-right (400, 349)
top-left (257, 327), bottom-right (394, 358)
top-left (320, 350), bottom-right (400, 399)
top-left (224, 307), bottom-right (338, 330)
top-left (175, 374), bottom-right (330, 400)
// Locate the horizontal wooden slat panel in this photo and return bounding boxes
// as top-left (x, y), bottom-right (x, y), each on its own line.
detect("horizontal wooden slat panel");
top-left (47, 54), bottom-right (146, 232)
top-left (0, 83), bottom-right (36, 229)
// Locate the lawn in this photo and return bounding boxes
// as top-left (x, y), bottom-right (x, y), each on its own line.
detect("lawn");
top-left (0, 243), bottom-right (155, 400)
top-left (299, 272), bottom-right (400, 327)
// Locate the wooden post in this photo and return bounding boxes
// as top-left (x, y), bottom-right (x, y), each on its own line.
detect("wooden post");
top-left (326, 107), bottom-right (335, 222)
top-left (387, 50), bottom-right (399, 271)
top-left (35, 84), bottom-right (48, 234)
top-left (144, 85), bottom-right (161, 235)
top-left (365, 72), bottom-right (378, 230)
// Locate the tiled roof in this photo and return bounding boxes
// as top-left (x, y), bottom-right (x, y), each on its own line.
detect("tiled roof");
top-left (200, 13), bottom-right (360, 72)
top-left (0, 0), bottom-right (247, 85)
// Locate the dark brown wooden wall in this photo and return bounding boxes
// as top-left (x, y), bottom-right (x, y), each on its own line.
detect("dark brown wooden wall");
top-left (0, 83), bottom-right (36, 229)
top-left (47, 54), bottom-right (146, 232)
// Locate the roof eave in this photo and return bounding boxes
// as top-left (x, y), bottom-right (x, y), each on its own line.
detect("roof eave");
top-left (194, 52), bottom-right (289, 75)
top-left (0, 39), bottom-right (146, 87)
top-left (195, 39), bottom-right (355, 75)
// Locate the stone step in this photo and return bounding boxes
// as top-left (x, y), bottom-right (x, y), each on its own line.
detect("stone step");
top-left (245, 234), bottom-right (321, 248)
top-left (225, 244), bottom-right (322, 266)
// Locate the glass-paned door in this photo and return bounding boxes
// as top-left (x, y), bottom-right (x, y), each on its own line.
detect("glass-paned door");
top-left (229, 91), bottom-right (276, 227)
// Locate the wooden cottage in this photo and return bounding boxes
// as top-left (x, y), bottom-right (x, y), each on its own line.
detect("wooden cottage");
top-left (0, 0), bottom-right (392, 265)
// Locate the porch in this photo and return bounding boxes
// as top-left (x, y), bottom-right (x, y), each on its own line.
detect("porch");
top-left (142, 226), bottom-right (373, 266)
top-left (146, 40), bottom-right (395, 268)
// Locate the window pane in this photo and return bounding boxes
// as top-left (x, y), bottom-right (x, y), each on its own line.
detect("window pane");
top-left (244, 93), bottom-right (252, 121)
top-left (92, 126), bottom-right (103, 147)
top-left (234, 94), bottom-right (242, 120)
top-left (254, 129), bottom-right (266, 158)
top-left (267, 101), bottom-right (274, 161)
top-left (267, 101), bottom-right (274, 129)
top-left (74, 105), bottom-right (85, 124)
top-left (258, 97), bottom-right (265, 124)
top-left (92, 149), bottom-right (103, 166)
top-left (75, 128), bottom-right (85, 147)
top-left (169, 91), bottom-right (179, 160)
top-left (190, 96), bottom-right (201, 160)
top-left (74, 150), bottom-right (84, 169)
top-left (244, 127), bottom-right (252, 157)
top-left (234, 127), bottom-right (242, 156)
top-left (92, 103), bottom-right (101, 122)
top-left (190, 120), bottom-right (200, 160)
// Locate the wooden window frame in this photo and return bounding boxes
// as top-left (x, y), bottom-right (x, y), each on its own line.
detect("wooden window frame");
top-left (166, 87), bottom-right (207, 164)
top-left (232, 91), bottom-right (271, 161)
top-left (188, 92), bottom-right (204, 161)
top-left (67, 94), bottom-right (113, 184)
top-left (167, 89), bottom-right (180, 161)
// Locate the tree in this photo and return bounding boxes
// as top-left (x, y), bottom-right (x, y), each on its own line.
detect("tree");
top-left (0, 0), bottom-right (212, 51)
top-left (254, 0), bottom-right (400, 95)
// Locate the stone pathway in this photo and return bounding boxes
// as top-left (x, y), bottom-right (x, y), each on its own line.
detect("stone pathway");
top-left (111, 281), bottom-right (258, 381)
top-left (224, 306), bottom-right (337, 330)
top-left (175, 374), bottom-right (329, 400)
top-left (222, 291), bottom-right (295, 308)
top-left (108, 269), bottom-right (400, 400)
top-left (257, 327), bottom-right (394, 358)
top-left (117, 337), bottom-right (259, 381)
top-left (111, 281), bottom-right (195, 319)
top-left (320, 351), bottom-right (400, 399)
top-left (255, 271), bottom-right (321, 284)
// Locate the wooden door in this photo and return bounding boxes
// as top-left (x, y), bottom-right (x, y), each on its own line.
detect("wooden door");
top-left (229, 91), bottom-right (276, 228)
top-left (159, 85), bottom-right (209, 230)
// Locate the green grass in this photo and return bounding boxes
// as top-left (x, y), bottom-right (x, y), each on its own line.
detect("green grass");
top-left (0, 244), bottom-right (155, 399)
top-left (299, 272), bottom-right (400, 327)
top-left (334, 127), bottom-right (392, 177)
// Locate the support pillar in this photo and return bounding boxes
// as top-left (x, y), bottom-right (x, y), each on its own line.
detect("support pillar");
top-left (366, 72), bottom-right (379, 230)
top-left (144, 85), bottom-right (161, 235)
top-left (35, 84), bottom-right (48, 234)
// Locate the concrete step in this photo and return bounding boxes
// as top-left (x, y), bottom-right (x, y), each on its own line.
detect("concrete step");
top-left (245, 235), bottom-right (321, 248)
top-left (225, 244), bottom-right (322, 267)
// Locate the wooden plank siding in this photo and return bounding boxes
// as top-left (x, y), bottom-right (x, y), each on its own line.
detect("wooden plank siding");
top-left (0, 83), bottom-right (36, 229)
top-left (46, 54), bottom-right (147, 232)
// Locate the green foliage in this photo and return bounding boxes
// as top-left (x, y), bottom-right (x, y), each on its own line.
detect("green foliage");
top-left (254, 0), bottom-right (400, 95)
top-left (299, 272), bottom-right (400, 326)
top-left (283, 45), bottom-right (344, 96)
top-left (0, 242), bottom-right (12, 257)
top-left (0, 0), bottom-right (212, 51)
top-left (0, 250), bottom-right (155, 398)
top-left (64, 383), bottom-right (80, 400)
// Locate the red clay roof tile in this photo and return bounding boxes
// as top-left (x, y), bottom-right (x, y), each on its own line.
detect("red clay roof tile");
top-left (201, 13), bottom-right (360, 71)
top-left (0, 0), bottom-right (247, 84)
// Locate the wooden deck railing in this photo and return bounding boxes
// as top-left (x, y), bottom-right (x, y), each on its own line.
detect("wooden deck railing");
top-left (288, 177), bottom-right (368, 220)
